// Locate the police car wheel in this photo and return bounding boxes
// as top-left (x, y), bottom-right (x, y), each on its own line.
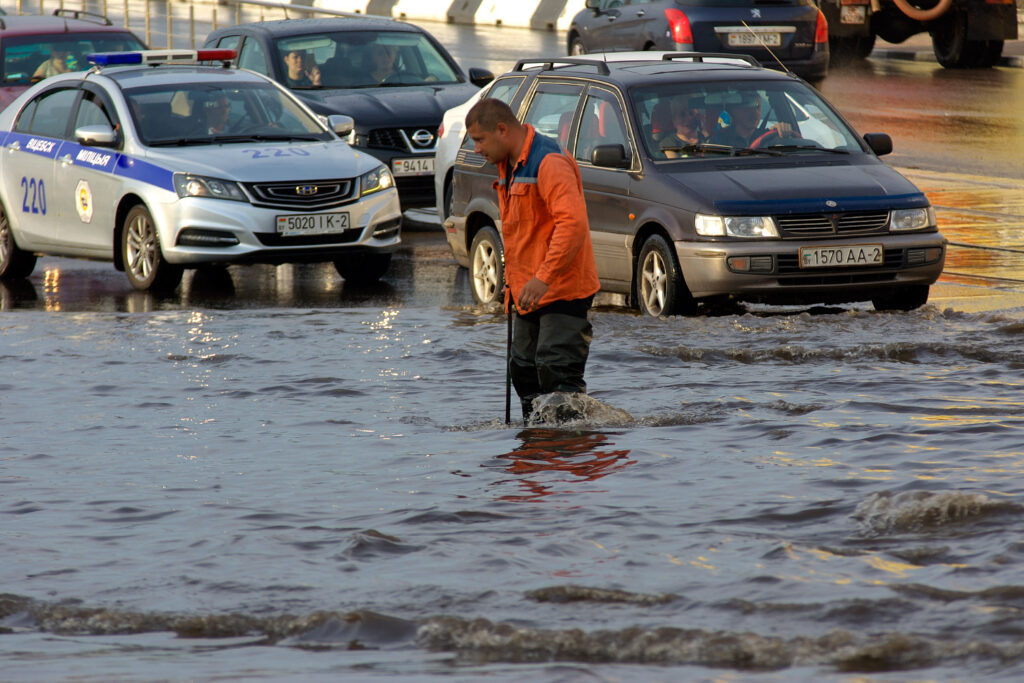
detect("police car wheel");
top-left (0, 203), bottom-right (37, 281)
top-left (121, 205), bottom-right (182, 292)
top-left (333, 252), bottom-right (392, 286)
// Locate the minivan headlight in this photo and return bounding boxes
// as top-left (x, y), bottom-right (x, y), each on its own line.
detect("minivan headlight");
top-left (360, 164), bottom-right (394, 196)
top-left (173, 173), bottom-right (247, 202)
top-left (695, 214), bottom-right (779, 238)
top-left (891, 207), bottom-right (934, 232)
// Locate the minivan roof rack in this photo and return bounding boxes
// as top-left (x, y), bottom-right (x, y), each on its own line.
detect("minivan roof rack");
top-left (512, 57), bottom-right (611, 75)
top-left (659, 52), bottom-right (759, 67)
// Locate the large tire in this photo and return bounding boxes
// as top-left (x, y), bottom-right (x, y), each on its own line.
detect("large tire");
top-left (635, 234), bottom-right (695, 316)
top-left (872, 285), bottom-right (929, 312)
top-left (931, 12), bottom-right (990, 68)
top-left (0, 202), bottom-right (37, 281)
top-left (469, 224), bottom-right (504, 305)
top-left (568, 34), bottom-right (586, 56)
top-left (830, 34), bottom-right (875, 65)
top-left (122, 204), bottom-right (182, 292)
top-left (334, 252), bottom-right (392, 286)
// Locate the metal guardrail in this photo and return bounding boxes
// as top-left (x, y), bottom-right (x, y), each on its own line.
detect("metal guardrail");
top-left (8, 0), bottom-right (392, 50)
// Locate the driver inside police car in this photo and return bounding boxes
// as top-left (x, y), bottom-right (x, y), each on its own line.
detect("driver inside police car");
top-left (204, 94), bottom-right (231, 134)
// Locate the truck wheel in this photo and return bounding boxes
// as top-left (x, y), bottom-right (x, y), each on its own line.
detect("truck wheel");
top-left (469, 224), bottom-right (503, 305)
top-left (830, 35), bottom-right (875, 65)
top-left (334, 252), bottom-right (392, 285)
top-left (931, 11), bottom-right (988, 68)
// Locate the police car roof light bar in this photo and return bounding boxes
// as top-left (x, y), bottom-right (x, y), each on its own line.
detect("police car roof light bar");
top-left (87, 49), bottom-right (238, 67)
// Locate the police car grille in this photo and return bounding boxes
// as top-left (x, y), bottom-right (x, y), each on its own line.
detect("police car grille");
top-left (775, 210), bottom-right (890, 238)
top-left (244, 179), bottom-right (355, 210)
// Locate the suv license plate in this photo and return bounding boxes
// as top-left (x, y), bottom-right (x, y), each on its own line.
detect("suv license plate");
top-left (392, 157), bottom-right (434, 176)
top-left (728, 32), bottom-right (780, 47)
top-left (800, 244), bottom-right (884, 268)
top-left (276, 212), bottom-right (350, 236)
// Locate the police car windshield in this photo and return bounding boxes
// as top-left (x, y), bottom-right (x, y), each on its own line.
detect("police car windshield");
top-left (125, 81), bottom-right (331, 146)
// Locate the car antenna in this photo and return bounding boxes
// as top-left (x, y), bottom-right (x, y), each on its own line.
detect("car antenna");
top-left (740, 21), bottom-right (792, 76)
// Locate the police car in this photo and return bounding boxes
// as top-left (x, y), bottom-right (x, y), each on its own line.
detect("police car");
top-left (0, 49), bottom-right (402, 291)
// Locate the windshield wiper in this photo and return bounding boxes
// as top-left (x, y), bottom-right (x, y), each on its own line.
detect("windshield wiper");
top-left (732, 146), bottom-right (784, 157)
top-left (764, 145), bottom-right (850, 155)
top-left (659, 143), bottom-right (735, 156)
top-left (207, 134), bottom-right (322, 143)
top-left (147, 138), bottom-right (211, 147)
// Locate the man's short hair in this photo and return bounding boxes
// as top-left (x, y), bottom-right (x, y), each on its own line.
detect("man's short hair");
top-left (466, 98), bottom-right (518, 131)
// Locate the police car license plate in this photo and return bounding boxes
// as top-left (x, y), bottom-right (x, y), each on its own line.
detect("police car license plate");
top-left (799, 244), bottom-right (884, 268)
top-left (392, 157), bottom-right (434, 176)
top-left (276, 212), bottom-right (350, 236)
top-left (728, 32), bottom-right (780, 47)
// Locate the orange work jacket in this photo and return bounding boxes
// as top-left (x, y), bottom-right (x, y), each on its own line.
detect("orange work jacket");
top-left (494, 124), bottom-right (600, 312)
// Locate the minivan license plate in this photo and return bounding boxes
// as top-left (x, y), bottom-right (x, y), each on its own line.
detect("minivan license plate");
top-left (276, 212), bottom-right (350, 236)
top-left (800, 244), bottom-right (884, 268)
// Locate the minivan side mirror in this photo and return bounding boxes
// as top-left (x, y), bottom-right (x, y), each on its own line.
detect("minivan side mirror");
top-left (75, 124), bottom-right (118, 148)
top-left (468, 67), bottom-right (494, 88)
top-left (863, 133), bottom-right (892, 157)
top-left (591, 144), bottom-right (630, 169)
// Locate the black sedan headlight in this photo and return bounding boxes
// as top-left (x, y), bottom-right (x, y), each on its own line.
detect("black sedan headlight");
top-left (173, 173), bottom-right (248, 202)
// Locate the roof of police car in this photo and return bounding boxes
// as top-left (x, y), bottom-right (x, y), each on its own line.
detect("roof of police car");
top-left (92, 63), bottom-right (273, 87)
top-left (0, 14), bottom-right (140, 36)
top-left (209, 16), bottom-right (421, 39)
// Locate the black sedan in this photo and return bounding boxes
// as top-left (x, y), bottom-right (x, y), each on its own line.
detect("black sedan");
top-left (567, 0), bottom-right (829, 82)
top-left (204, 17), bottom-right (493, 210)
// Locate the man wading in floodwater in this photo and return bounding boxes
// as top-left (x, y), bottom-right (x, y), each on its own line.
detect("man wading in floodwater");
top-left (465, 99), bottom-right (600, 423)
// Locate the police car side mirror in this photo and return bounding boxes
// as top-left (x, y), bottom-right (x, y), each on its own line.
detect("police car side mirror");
top-left (328, 114), bottom-right (354, 137)
top-left (468, 67), bottom-right (494, 88)
top-left (591, 144), bottom-right (630, 169)
top-left (75, 124), bottom-right (118, 148)
top-left (863, 133), bottom-right (892, 157)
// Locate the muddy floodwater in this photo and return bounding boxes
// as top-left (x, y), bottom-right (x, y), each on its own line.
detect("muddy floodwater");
top-left (3, 269), bottom-right (1024, 681)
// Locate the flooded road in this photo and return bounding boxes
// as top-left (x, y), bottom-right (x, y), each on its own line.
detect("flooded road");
top-left (4, 18), bottom-right (1024, 683)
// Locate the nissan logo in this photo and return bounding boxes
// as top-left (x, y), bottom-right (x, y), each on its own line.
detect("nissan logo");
top-left (411, 129), bottom-right (434, 147)
top-left (296, 185), bottom-right (318, 196)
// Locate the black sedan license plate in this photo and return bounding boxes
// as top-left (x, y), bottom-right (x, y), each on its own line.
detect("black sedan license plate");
top-left (799, 244), bottom-right (883, 268)
top-left (276, 212), bottom-right (350, 236)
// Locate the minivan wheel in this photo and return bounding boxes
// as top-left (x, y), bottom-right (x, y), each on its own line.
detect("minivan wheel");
top-left (0, 202), bottom-right (37, 281)
top-left (469, 224), bottom-right (504, 305)
top-left (635, 234), bottom-right (695, 316)
top-left (872, 285), bottom-right (929, 312)
top-left (122, 204), bottom-right (182, 292)
top-left (334, 252), bottom-right (392, 285)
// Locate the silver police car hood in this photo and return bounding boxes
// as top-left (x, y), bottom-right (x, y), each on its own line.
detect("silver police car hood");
top-left (141, 141), bottom-right (382, 181)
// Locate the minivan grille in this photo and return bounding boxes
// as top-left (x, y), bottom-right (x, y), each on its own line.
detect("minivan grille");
top-left (775, 210), bottom-right (890, 238)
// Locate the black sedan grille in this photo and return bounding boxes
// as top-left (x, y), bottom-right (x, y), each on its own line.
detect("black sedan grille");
top-left (244, 179), bottom-right (356, 210)
top-left (368, 127), bottom-right (437, 153)
top-left (775, 210), bottom-right (890, 238)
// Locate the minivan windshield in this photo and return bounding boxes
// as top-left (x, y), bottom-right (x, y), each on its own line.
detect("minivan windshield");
top-left (632, 81), bottom-right (863, 160)
top-left (125, 81), bottom-right (331, 146)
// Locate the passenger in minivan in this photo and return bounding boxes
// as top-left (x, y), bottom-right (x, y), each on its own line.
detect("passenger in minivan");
top-left (658, 94), bottom-right (707, 158)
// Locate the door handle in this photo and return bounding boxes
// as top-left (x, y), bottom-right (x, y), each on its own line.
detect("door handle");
top-left (60, 153), bottom-right (73, 165)
top-left (7, 141), bottom-right (20, 152)
top-left (637, 10), bottom-right (645, 16)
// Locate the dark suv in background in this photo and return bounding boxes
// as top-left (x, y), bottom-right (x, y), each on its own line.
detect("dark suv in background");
top-left (444, 53), bottom-right (944, 315)
top-left (567, 0), bottom-right (829, 82)
top-left (204, 17), bottom-right (493, 210)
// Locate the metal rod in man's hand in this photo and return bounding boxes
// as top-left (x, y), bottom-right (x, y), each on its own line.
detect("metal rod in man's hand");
top-left (505, 305), bottom-right (512, 425)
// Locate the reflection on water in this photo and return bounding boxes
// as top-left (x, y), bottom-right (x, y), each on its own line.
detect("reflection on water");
top-left (494, 429), bottom-right (635, 502)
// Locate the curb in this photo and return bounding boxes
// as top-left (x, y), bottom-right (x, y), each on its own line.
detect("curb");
top-left (871, 48), bottom-right (1024, 68)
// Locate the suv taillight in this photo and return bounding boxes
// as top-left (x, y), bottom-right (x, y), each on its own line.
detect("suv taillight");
top-left (814, 9), bottom-right (829, 43)
top-left (665, 8), bottom-right (694, 45)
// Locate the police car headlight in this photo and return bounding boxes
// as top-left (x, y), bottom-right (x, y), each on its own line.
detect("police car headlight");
top-left (360, 165), bottom-right (394, 197)
top-left (695, 214), bottom-right (779, 238)
top-left (173, 173), bottom-right (247, 202)
top-left (890, 207), bottom-right (934, 232)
